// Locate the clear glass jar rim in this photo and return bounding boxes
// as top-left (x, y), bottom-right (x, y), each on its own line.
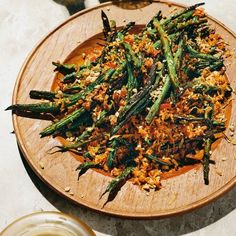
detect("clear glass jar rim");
top-left (0, 211), bottom-right (95, 236)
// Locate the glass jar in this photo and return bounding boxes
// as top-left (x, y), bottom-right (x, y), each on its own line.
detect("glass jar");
top-left (1, 211), bottom-right (95, 236)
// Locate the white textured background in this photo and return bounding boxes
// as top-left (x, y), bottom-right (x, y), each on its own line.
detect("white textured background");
top-left (0, 0), bottom-right (235, 235)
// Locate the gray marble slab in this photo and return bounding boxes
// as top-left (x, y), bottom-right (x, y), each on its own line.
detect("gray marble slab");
top-left (0, 0), bottom-right (235, 235)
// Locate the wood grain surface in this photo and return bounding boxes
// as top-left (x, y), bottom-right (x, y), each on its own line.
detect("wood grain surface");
top-left (12, 1), bottom-right (236, 218)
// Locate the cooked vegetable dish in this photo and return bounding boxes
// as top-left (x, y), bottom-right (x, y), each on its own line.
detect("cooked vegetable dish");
top-left (7, 3), bottom-right (232, 195)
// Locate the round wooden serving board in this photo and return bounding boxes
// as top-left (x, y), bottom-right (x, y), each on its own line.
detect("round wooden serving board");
top-left (12, 1), bottom-right (236, 218)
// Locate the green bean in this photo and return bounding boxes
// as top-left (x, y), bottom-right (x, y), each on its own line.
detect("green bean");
top-left (56, 109), bottom-right (109, 151)
top-left (111, 60), bottom-right (162, 135)
top-left (60, 72), bottom-right (77, 83)
top-left (126, 54), bottom-right (137, 99)
top-left (146, 10), bottom-right (162, 28)
top-left (8, 68), bottom-right (115, 114)
top-left (165, 10), bottom-right (195, 32)
top-left (107, 139), bottom-right (119, 169)
top-left (63, 83), bottom-right (85, 92)
top-left (40, 107), bottom-right (86, 137)
top-left (53, 134), bottom-right (100, 152)
top-left (145, 30), bottom-right (184, 123)
top-left (101, 10), bottom-right (112, 40)
top-left (163, 2), bottom-right (205, 26)
top-left (186, 60), bottom-right (224, 78)
top-left (29, 90), bottom-right (56, 101)
top-left (153, 33), bottom-right (180, 49)
top-left (67, 68), bottom-right (115, 105)
top-left (174, 38), bottom-right (184, 71)
top-left (203, 138), bottom-right (212, 185)
top-left (118, 22), bottom-right (135, 37)
top-left (106, 138), bottom-right (131, 168)
top-left (186, 44), bottom-right (220, 61)
top-left (122, 42), bottom-right (142, 69)
top-left (98, 21), bottom-right (135, 63)
top-left (175, 17), bottom-right (207, 32)
top-left (76, 162), bottom-right (101, 178)
top-left (154, 19), bottom-right (179, 91)
top-left (146, 75), bottom-right (171, 124)
top-left (146, 3), bottom-right (205, 40)
top-left (104, 166), bottom-right (134, 194)
top-left (52, 62), bottom-right (77, 75)
top-left (61, 63), bottom-right (92, 84)
top-left (6, 102), bottom-right (60, 114)
top-left (146, 155), bottom-right (173, 166)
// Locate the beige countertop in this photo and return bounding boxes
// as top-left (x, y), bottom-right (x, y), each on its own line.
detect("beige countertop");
top-left (0, 0), bottom-right (235, 235)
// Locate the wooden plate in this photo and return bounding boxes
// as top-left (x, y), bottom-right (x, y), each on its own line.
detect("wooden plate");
top-left (12, 1), bottom-right (236, 218)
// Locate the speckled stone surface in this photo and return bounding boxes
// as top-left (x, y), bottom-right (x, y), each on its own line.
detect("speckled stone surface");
top-left (0, 0), bottom-right (235, 235)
